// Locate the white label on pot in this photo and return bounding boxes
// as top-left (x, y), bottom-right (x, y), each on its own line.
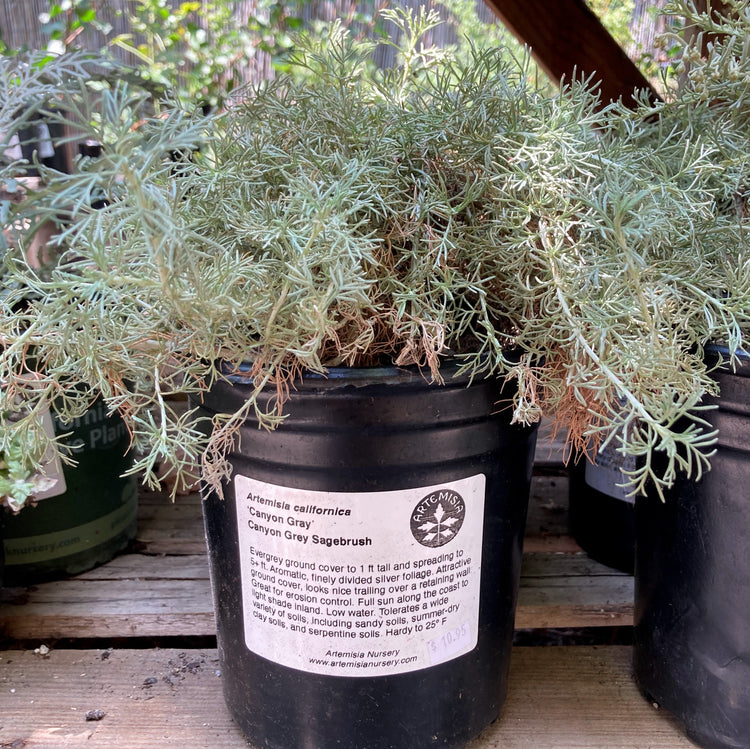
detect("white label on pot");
top-left (4, 406), bottom-right (66, 510)
top-left (31, 408), bottom-right (67, 501)
top-left (584, 443), bottom-right (637, 504)
top-left (234, 473), bottom-right (485, 677)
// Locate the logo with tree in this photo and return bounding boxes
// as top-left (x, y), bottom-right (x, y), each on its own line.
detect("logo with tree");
top-left (410, 489), bottom-right (466, 548)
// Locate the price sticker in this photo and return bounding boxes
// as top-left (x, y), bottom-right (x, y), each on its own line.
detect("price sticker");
top-left (428, 620), bottom-right (474, 666)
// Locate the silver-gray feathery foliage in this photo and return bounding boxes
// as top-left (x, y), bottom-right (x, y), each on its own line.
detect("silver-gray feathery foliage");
top-left (0, 8), bottom-right (748, 506)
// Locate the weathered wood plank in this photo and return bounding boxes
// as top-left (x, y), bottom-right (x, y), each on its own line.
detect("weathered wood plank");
top-left (484, 0), bottom-right (659, 108)
top-left (526, 472), bottom-right (576, 553)
top-left (0, 551), bottom-right (632, 640)
top-left (0, 555), bottom-right (216, 639)
top-left (0, 646), bottom-right (693, 748)
top-left (523, 535), bottom-right (583, 554)
top-left (0, 575), bottom-right (216, 640)
top-left (72, 554), bottom-right (210, 581)
top-left (521, 552), bottom-right (630, 579)
top-left (515, 586), bottom-right (633, 628)
top-left (134, 491), bottom-right (206, 555)
top-left (517, 551), bottom-right (633, 628)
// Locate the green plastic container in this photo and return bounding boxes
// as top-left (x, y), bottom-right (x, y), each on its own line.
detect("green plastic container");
top-left (1, 400), bottom-right (137, 585)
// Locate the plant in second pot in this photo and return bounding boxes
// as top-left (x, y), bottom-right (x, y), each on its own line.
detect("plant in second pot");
top-left (628, 4), bottom-right (750, 749)
top-left (0, 10), bottom-right (745, 748)
top-left (0, 53), bottom-right (140, 584)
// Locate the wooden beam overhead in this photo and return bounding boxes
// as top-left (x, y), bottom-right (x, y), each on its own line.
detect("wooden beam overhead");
top-left (484, 0), bottom-right (660, 109)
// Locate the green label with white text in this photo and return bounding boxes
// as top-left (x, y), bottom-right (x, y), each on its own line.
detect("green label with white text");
top-left (3, 489), bottom-right (137, 566)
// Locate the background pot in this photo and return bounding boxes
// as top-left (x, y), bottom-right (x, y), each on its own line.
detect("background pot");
top-left (569, 442), bottom-right (636, 573)
top-left (1, 399), bottom-right (137, 585)
top-left (634, 346), bottom-right (750, 749)
top-left (195, 362), bottom-right (538, 749)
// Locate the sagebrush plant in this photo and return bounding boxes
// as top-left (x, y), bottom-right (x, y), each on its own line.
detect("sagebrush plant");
top-left (658, 0), bottom-right (750, 213)
top-left (0, 51), bottom-right (124, 506)
top-left (0, 8), bottom-right (747, 508)
top-left (625, 1), bottom-right (750, 376)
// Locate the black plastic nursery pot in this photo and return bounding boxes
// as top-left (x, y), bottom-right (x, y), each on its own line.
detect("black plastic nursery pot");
top-left (569, 442), bottom-right (636, 573)
top-left (634, 347), bottom-right (750, 749)
top-left (1, 399), bottom-right (137, 586)
top-left (196, 363), bottom-right (539, 749)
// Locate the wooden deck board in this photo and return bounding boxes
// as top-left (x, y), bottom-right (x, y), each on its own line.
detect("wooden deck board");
top-left (0, 646), bottom-right (693, 749)
top-left (133, 491), bottom-right (206, 556)
top-left (518, 551), bottom-right (633, 629)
